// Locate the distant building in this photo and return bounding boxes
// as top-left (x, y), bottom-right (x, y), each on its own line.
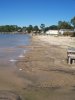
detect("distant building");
top-left (46, 30), bottom-right (59, 35)
top-left (59, 29), bottom-right (75, 35)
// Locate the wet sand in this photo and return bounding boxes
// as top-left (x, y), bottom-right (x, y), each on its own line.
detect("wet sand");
top-left (0, 35), bottom-right (75, 100)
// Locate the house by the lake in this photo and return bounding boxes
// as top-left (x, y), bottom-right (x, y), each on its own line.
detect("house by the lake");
top-left (59, 29), bottom-right (75, 35)
top-left (45, 29), bottom-right (75, 35)
top-left (46, 30), bottom-right (59, 35)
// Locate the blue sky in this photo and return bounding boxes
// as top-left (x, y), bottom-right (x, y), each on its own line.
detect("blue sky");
top-left (0, 0), bottom-right (75, 27)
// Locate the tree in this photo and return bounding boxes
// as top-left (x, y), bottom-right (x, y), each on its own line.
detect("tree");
top-left (0, 25), bottom-right (22, 32)
top-left (40, 24), bottom-right (45, 33)
top-left (26, 25), bottom-right (33, 33)
top-left (58, 21), bottom-right (72, 29)
top-left (33, 25), bottom-right (39, 32)
top-left (49, 25), bottom-right (58, 30)
top-left (44, 27), bottom-right (50, 32)
top-left (71, 16), bottom-right (75, 29)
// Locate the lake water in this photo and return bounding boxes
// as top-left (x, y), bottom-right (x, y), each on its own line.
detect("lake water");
top-left (0, 34), bottom-right (31, 67)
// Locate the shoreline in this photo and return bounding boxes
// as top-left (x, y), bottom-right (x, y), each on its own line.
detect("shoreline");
top-left (15, 35), bottom-right (75, 100)
top-left (16, 35), bottom-right (75, 87)
top-left (0, 35), bottom-right (75, 100)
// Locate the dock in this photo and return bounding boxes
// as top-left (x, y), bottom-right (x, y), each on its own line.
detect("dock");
top-left (67, 48), bottom-right (75, 64)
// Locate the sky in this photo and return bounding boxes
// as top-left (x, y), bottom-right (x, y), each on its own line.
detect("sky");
top-left (0, 0), bottom-right (75, 27)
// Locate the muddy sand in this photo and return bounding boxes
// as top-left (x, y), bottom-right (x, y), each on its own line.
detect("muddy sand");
top-left (0, 35), bottom-right (75, 100)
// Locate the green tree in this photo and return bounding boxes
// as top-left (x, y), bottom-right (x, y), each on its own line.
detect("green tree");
top-left (44, 27), bottom-right (49, 32)
top-left (58, 21), bottom-right (72, 29)
top-left (26, 25), bottom-right (33, 33)
top-left (33, 25), bottom-right (39, 32)
top-left (0, 25), bottom-right (22, 32)
top-left (44, 25), bottom-right (58, 32)
top-left (49, 25), bottom-right (58, 30)
top-left (40, 24), bottom-right (45, 33)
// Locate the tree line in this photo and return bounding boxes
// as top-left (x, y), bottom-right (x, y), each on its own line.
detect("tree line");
top-left (0, 16), bottom-right (75, 33)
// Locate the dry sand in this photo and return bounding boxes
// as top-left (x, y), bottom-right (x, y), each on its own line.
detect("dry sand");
top-left (36, 35), bottom-right (75, 48)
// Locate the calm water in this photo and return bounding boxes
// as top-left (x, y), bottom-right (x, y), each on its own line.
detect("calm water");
top-left (0, 34), bottom-right (31, 67)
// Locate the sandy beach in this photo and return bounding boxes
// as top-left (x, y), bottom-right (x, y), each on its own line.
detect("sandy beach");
top-left (16, 35), bottom-right (75, 100)
top-left (0, 35), bottom-right (75, 100)
top-left (36, 35), bottom-right (75, 48)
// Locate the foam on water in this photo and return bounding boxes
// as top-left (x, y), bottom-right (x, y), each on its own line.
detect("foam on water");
top-left (9, 59), bottom-right (17, 62)
top-left (18, 54), bottom-right (25, 58)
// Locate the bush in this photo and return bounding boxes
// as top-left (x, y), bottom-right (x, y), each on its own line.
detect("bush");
top-left (63, 32), bottom-right (75, 36)
top-left (72, 32), bottom-right (75, 37)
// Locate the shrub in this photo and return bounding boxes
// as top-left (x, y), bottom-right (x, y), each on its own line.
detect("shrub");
top-left (63, 32), bottom-right (75, 36)
top-left (71, 32), bottom-right (75, 37)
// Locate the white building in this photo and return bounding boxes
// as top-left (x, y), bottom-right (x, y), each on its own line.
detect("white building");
top-left (59, 29), bottom-right (75, 35)
top-left (46, 30), bottom-right (59, 35)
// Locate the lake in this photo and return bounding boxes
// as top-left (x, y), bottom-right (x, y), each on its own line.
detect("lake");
top-left (0, 34), bottom-right (31, 67)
